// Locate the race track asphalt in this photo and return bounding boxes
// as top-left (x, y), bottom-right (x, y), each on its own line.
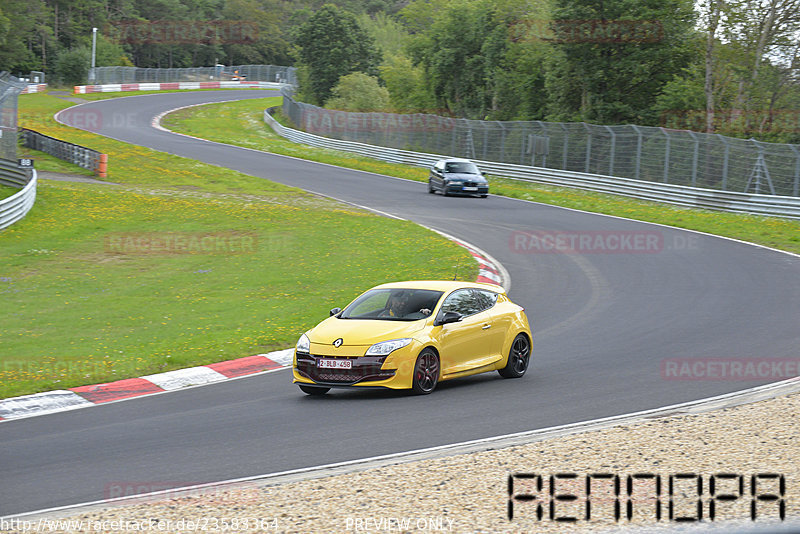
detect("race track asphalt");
top-left (2, 90), bottom-right (798, 516)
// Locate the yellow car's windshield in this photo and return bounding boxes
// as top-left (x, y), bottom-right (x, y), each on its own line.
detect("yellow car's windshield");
top-left (340, 289), bottom-right (443, 321)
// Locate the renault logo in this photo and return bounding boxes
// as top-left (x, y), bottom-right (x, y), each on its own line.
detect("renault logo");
top-left (333, 338), bottom-right (343, 348)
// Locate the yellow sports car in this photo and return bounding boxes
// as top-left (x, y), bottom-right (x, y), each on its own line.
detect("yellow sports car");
top-left (293, 281), bottom-right (532, 395)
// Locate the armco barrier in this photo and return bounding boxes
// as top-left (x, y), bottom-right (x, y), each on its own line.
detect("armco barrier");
top-left (0, 159), bottom-right (36, 230)
top-left (19, 129), bottom-right (107, 178)
top-left (21, 84), bottom-right (47, 94)
top-left (263, 108), bottom-right (800, 219)
top-left (74, 80), bottom-right (284, 94)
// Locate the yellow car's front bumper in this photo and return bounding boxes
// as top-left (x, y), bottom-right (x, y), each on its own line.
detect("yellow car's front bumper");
top-left (292, 345), bottom-right (420, 389)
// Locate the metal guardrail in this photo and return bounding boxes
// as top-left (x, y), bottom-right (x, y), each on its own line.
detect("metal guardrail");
top-left (0, 159), bottom-right (36, 230)
top-left (19, 129), bottom-right (107, 178)
top-left (264, 108), bottom-right (800, 219)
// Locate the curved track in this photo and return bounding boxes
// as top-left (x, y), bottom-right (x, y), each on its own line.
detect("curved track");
top-left (2, 90), bottom-right (798, 516)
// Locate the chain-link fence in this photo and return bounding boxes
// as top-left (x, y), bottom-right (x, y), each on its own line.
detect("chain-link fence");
top-left (282, 94), bottom-right (800, 197)
top-left (0, 72), bottom-right (27, 162)
top-left (90, 65), bottom-right (296, 85)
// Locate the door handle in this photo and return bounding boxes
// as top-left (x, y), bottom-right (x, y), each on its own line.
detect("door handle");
top-left (482, 324), bottom-right (491, 330)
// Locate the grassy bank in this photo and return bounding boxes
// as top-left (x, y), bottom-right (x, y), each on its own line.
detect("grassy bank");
top-left (0, 184), bottom-right (18, 200)
top-left (163, 98), bottom-right (800, 255)
top-left (1, 92), bottom-right (476, 398)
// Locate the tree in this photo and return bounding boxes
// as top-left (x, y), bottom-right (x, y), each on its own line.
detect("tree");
top-left (545, 0), bottom-right (697, 125)
top-left (405, 0), bottom-right (498, 118)
top-left (95, 33), bottom-right (134, 67)
top-left (294, 4), bottom-right (381, 105)
top-left (221, 0), bottom-right (292, 66)
top-left (704, 0), bottom-right (724, 132)
top-left (54, 46), bottom-right (90, 85)
top-left (490, 30), bottom-right (550, 120)
top-left (722, 0), bottom-right (800, 128)
top-left (0, 0), bottom-right (50, 73)
top-left (379, 54), bottom-right (436, 112)
top-left (400, 0), bottom-right (551, 119)
top-left (325, 72), bottom-right (390, 111)
top-left (357, 11), bottom-right (410, 59)
top-left (665, 0), bottom-right (800, 138)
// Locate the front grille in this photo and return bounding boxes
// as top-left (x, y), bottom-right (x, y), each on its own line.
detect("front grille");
top-left (295, 353), bottom-right (396, 385)
top-left (317, 372), bottom-right (362, 382)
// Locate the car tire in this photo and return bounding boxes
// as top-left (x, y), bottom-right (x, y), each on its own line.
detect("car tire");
top-left (498, 334), bottom-right (530, 378)
top-left (428, 180), bottom-right (435, 194)
top-left (411, 348), bottom-right (439, 395)
top-left (480, 194), bottom-right (488, 198)
top-left (442, 182), bottom-right (451, 196)
top-left (299, 384), bottom-right (330, 396)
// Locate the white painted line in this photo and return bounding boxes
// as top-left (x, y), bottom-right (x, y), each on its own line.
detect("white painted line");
top-left (0, 391), bottom-right (93, 420)
top-left (140, 367), bottom-right (228, 391)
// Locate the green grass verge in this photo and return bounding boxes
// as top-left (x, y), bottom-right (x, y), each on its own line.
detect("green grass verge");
top-left (1, 93), bottom-right (477, 399)
top-left (0, 184), bottom-right (18, 200)
top-left (163, 98), bottom-right (800, 255)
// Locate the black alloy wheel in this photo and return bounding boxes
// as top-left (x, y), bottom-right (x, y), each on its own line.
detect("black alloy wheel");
top-left (412, 349), bottom-right (440, 394)
top-left (498, 334), bottom-right (530, 378)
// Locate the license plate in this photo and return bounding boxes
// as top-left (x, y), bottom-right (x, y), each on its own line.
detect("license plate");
top-left (463, 186), bottom-right (478, 191)
top-left (318, 358), bottom-right (352, 369)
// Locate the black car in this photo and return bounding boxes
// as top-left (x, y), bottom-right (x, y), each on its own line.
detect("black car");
top-left (428, 158), bottom-right (489, 197)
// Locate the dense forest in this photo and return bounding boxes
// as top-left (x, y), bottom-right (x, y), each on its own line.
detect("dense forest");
top-left (1, 0), bottom-right (799, 141)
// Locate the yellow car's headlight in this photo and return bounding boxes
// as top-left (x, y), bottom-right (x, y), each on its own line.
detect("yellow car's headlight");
top-left (365, 338), bottom-right (412, 357)
top-left (296, 333), bottom-right (310, 353)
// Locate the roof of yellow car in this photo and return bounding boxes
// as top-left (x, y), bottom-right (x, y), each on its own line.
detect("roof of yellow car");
top-left (371, 280), bottom-right (505, 293)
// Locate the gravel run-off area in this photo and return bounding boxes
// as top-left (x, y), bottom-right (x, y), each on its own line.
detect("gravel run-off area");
top-left (7, 386), bottom-right (799, 534)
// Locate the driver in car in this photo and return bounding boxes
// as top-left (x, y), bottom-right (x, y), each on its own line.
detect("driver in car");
top-left (381, 292), bottom-right (408, 318)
